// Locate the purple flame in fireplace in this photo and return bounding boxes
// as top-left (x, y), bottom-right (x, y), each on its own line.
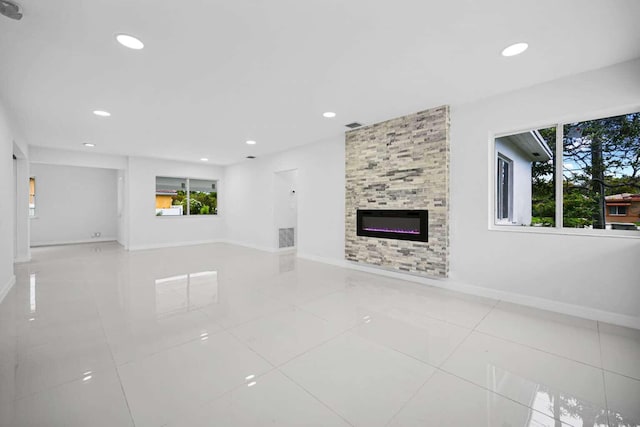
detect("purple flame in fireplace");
top-left (362, 227), bottom-right (420, 235)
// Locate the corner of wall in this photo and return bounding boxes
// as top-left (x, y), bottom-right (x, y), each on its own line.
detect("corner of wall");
top-left (0, 275), bottom-right (16, 305)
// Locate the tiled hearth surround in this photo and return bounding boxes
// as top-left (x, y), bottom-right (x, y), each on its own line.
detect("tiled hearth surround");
top-left (345, 106), bottom-right (450, 278)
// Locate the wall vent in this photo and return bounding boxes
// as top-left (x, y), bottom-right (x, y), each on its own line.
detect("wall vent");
top-left (278, 228), bottom-right (295, 248)
top-left (345, 122), bottom-right (363, 129)
top-left (246, 155), bottom-right (256, 159)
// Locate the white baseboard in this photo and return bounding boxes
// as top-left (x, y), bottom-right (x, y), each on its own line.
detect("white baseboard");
top-left (0, 275), bottom-right (16, 305)
top-left (14, 255), bottom-right (31, 263)
top-left (31, 237), bottom-right (117, 247)
top-left (297, 253), bottom-right (640, 330)
top-left (297, 252), bottom-right (347, 268)
top-left (275, 247), bottom-right (296, 254)
top-left (127, 239), bottom-right (224, 251)
top-left (219, 240), bottom-right (278, 253)
top-left (128, 239), bottom-right (290, 253)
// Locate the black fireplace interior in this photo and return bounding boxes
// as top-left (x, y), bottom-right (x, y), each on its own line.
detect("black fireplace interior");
top-left (357, 209), bottom-right (428, 242)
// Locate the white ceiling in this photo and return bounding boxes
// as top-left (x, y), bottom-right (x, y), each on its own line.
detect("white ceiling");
top-left (1, 0), bottom-right (639, 165)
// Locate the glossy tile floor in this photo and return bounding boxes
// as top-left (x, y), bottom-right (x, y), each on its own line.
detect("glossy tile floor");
top-left (1, 242), bottom-right (639, 427)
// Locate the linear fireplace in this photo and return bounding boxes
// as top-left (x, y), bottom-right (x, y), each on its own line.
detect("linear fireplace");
top-left (357, 209), bottom-right (428, 242)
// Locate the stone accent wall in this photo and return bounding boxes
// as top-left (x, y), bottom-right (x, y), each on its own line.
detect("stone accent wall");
top-left (345, 106), bottom-right (449, 278)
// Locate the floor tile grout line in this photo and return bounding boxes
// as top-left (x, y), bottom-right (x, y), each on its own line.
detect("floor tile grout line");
top-left (291, 303), bottom-right (340, 322)
top-left (383, 365), bottom-right (439, 427)
top-left (472, 328), bottom-right (606, 372)
top-left (596, 321), bottom-right (611, 426)
top-left (270, 327), bottom-right (356, 369)
top-left (97, 307), bottom-right (137, 427)
top-left (400, 306), bottom-right (487, 330)
top-left (157, 365), bottom-right (281, 427)
top-left (284, 287), bottom-right (348, 308)
top-left (100, 310), bottom-right (229, 368)
top-left (424, 298), bottom-right (600, 426)
top-left (438, 326), bottom-right (478, 369)
top-left (200, 303), bottom-right (295, 332)
top-left (290, 286), bottom-right (497, 331)
top-left (265, 306), bottom-right (462, 373)
top-left (9, 322), bottom-right (119, 405)
top-left (224, 328), bottom-right (279, 369)
top-left (472, 297), bottom-right (501, 330)
top-left (384, 296), bottom-right (565, 427)
top-left (434, 366), bottom-right (582, 426)
top-left (419, 294), bottom-right (498, 371)
top-left (347, 305), bottom-right (474, 371)
top-left (436, 305), bottom-right (610, 425)
top-left (600, 367), bottom-right (640, 382)
top-left (382, 315), bottom-right (481, 425)
top-left (276, 367), bottom-right (356, 427)
top-left (250, 312), bottom-right (459, 427)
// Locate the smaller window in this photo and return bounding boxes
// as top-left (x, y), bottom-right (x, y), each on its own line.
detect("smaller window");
top-left (155, 176), bottom-right (218, 216)
top-left (608, 206), bottom-right (628, 216)
top-left (496, 154), bottom-right (513, 222)
top-left (29, 177), bottom-right (36, 217)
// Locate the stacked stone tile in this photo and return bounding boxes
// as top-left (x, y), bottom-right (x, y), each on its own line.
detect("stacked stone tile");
top-left (345, 106), bottom-right (449, 278)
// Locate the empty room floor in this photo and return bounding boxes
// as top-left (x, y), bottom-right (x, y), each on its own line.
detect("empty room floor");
top-left (0, 243), bottom-right (638, 427)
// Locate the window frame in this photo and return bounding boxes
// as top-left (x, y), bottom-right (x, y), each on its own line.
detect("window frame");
top-left (495, 153), bottom-right (513, 224)
top-left (155, 176), bottom-right (219, 218)
top-left (29, 176), bottom-right (36, 218)
top-left (607, 205), bottom-right (628, 216)
top-left (489, 106), bottom-right (640, 239)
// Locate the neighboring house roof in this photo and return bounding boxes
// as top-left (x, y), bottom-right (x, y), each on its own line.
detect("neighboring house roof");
top-left (498, 130), bottom-right (553, 162)
top-left (605, 193), bottom-right (640, 204)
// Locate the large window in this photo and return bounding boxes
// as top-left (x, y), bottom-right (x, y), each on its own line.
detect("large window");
top-left (29, 177), bottom-right (36, 217)
top-left (494, 111), bottom-right (640, 233)
top-left (155, 176), bottom-right (217, 216)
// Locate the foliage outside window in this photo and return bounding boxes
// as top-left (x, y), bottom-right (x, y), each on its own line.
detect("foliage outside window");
top-left (155, 176), bottom-right (217, 216)
top-left (29, 177), bottom-right (36, 217)
top-left (495, 111), bottom-right (640, 232)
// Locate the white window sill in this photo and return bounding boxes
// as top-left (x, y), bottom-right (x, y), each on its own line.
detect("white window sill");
top-left (155, 215), bottom-right (220, 219)
top-left (489, 224), bottom-right (640, 239)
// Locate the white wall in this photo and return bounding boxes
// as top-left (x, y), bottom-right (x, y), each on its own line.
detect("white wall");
top-left (116, 169), bottom-right (128, 248)
top-left (13, 149), bottom-right (30, 262)
top-left (450, 58), bottom-right (640, 321)
top-left (225, 138), bottom-right (345, 258)
top-left (126, 157), bottom-right (225, 250)
top-left (29, 146), bottom-right (127, 170)
top-left (29, 164), bottom-right (118, 246)
top-left (0, 100), bottom-right (16, 301)
top-left (274, 169), bottom-right (298, 247)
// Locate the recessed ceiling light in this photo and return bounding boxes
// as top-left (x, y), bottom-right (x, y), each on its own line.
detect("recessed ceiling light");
top-left (246, 140), bottom-right (256, 145)
top-left (83, 143), bottom-right (95, 147)
top-left (323, 111), bottom-right (336, 118)
top-left (116, 34), bottom-right (144, 50)
top-left (501, 42), bottom-right (528, 57)
top-left (200, 158), bottom-right (209, 162)
top-left (93, 110), bottom-right (111, 117)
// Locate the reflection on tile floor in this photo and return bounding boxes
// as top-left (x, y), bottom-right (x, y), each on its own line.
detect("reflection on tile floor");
top-left (0, 242), bottom-right (638, 427)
